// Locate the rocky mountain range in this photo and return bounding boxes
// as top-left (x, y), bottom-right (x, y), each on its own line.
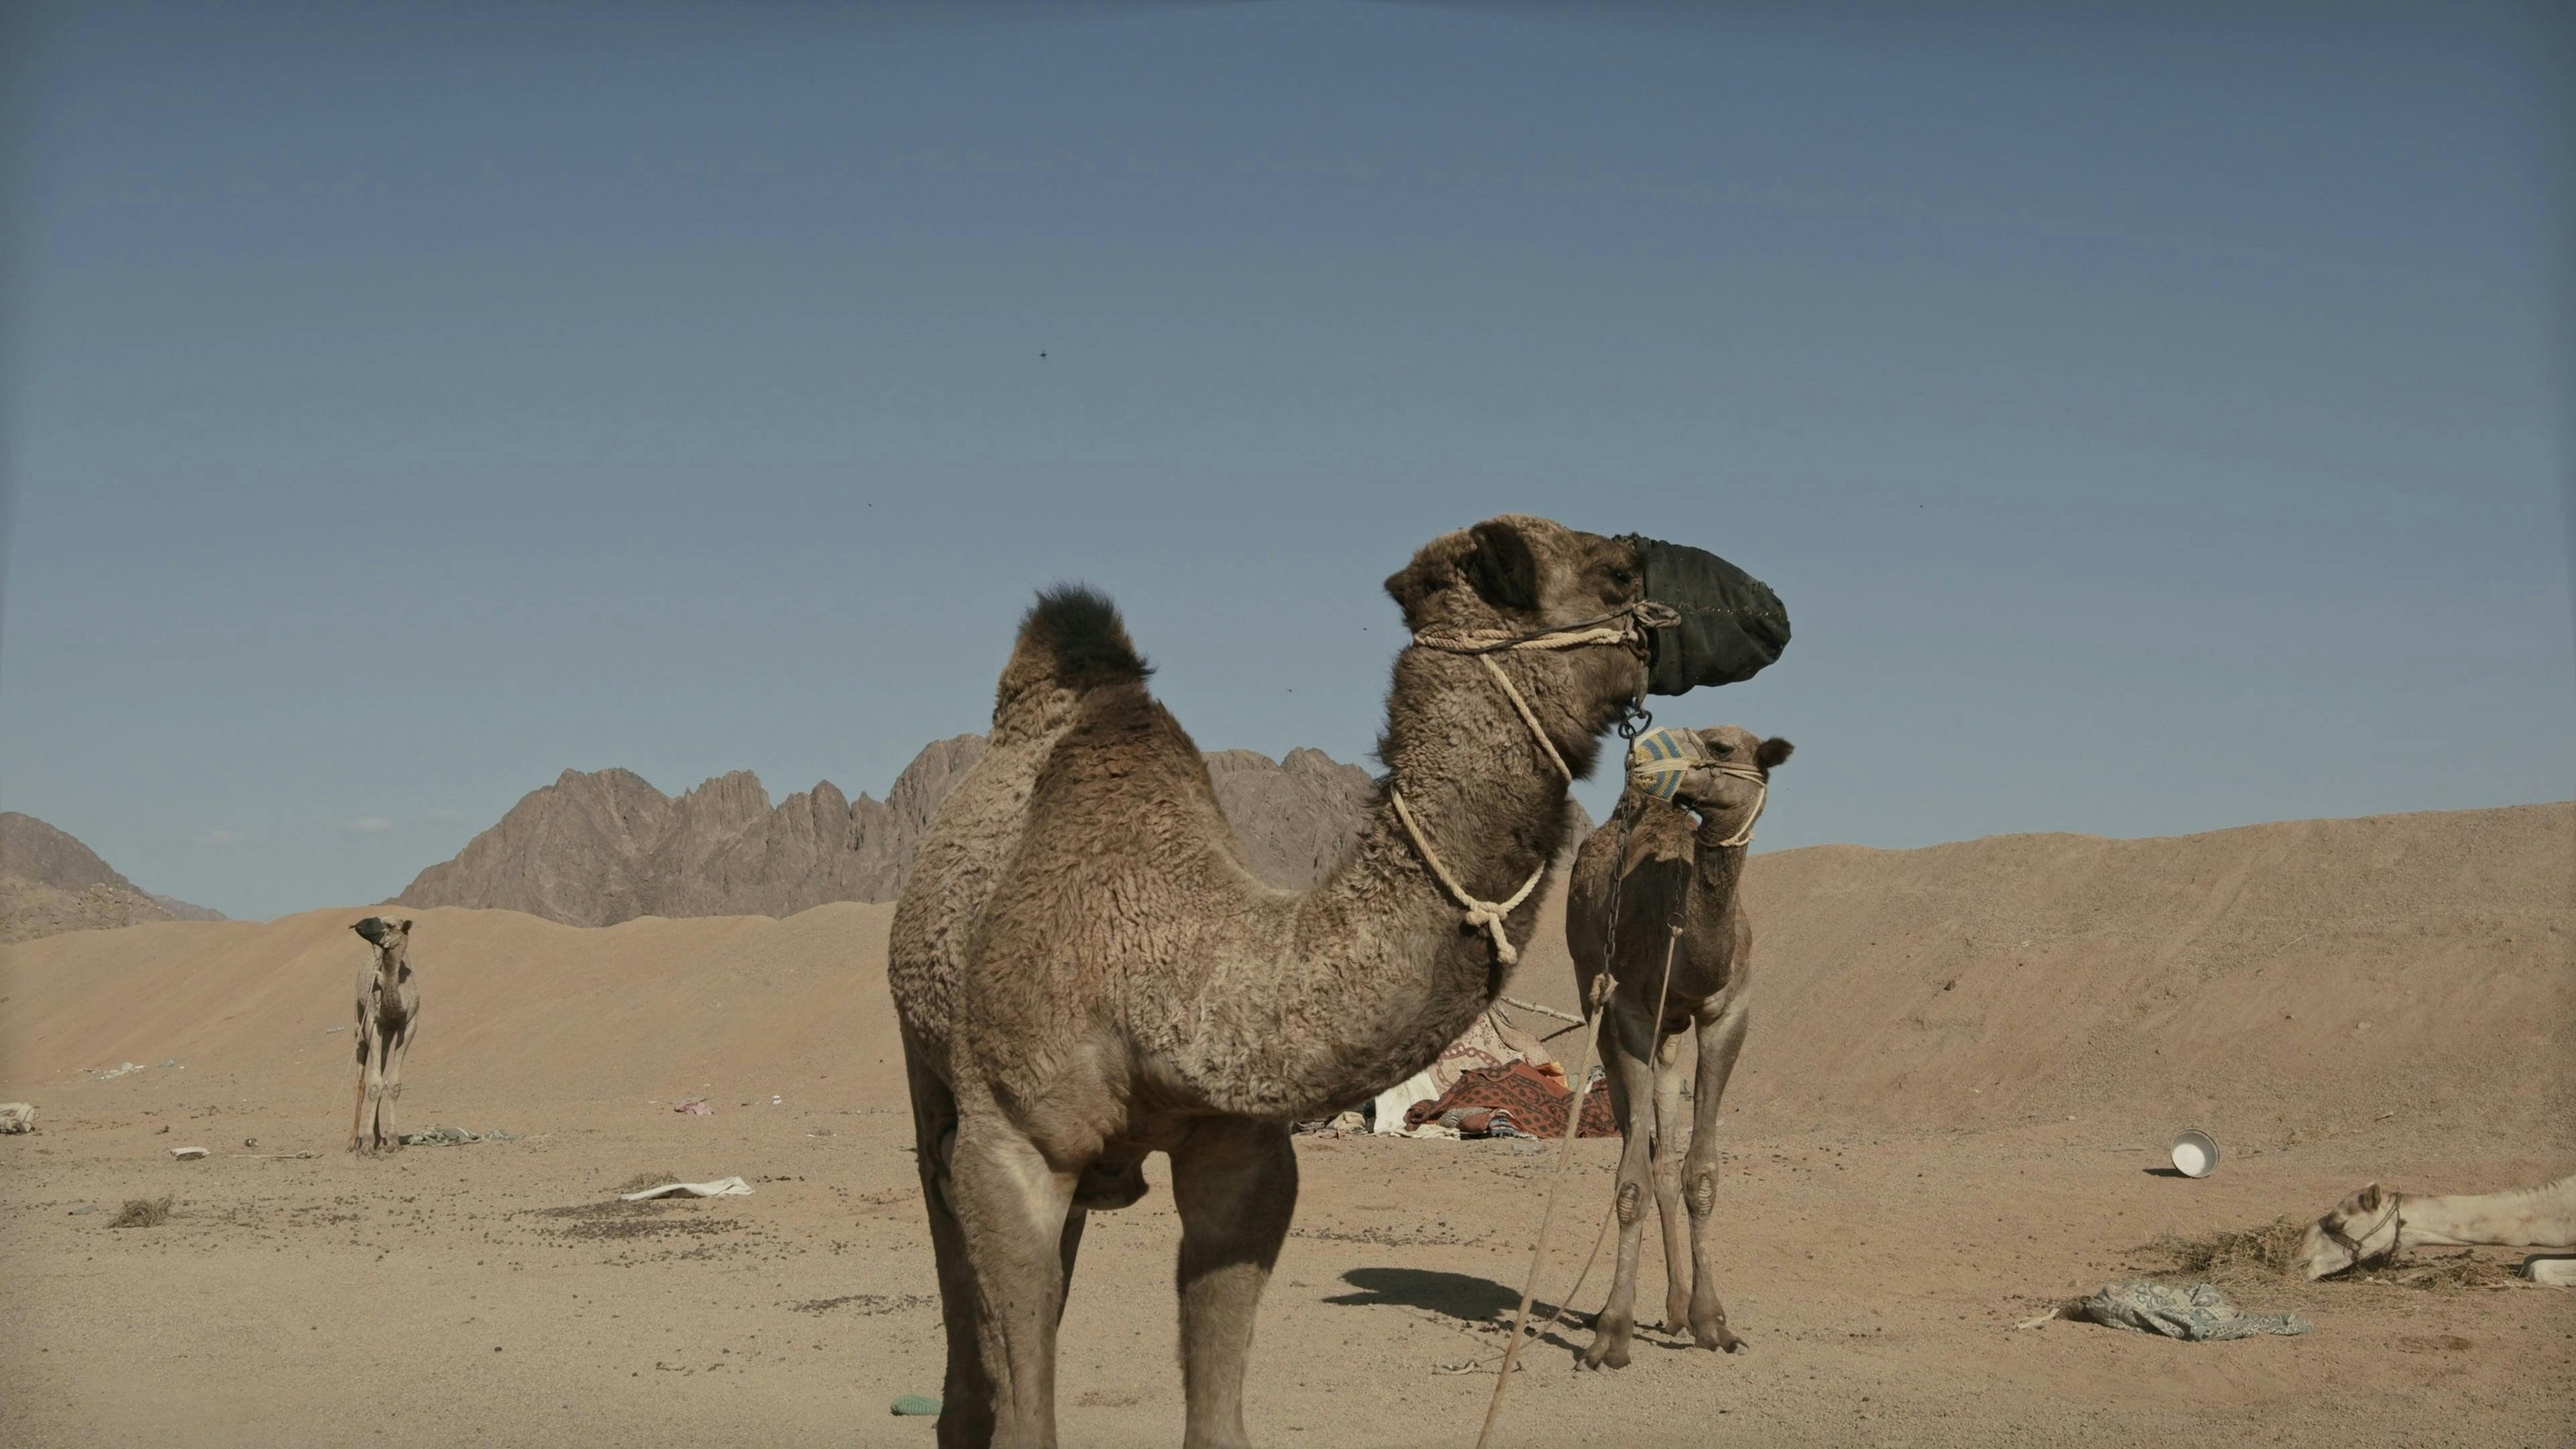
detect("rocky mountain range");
top-left (398, 735), bottom-right (1593, 928)
top-left (0, 812), bottom-right (225, 944)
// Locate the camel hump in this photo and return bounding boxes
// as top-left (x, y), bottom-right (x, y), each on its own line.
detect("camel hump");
top-left (1020, 584), bottom-right (1152, 690)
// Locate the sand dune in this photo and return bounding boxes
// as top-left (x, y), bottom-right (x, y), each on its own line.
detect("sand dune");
top-left (1512, 801), bottom-right (2575, 1137)
top-left (9, 803), bottom-right (2566, 1142)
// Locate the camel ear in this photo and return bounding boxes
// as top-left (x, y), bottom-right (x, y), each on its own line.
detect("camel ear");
top-left (2354, 1182), bottom-right (2383, 1211)
top-left (398, 918), bottom-right (414, 935)
top-left (1462, 520), bottom-right (1540, 612)
top-left (1756, 737), bottom-right (1794, 771)
top-left (1383, 533), bottom-right (1473, 626)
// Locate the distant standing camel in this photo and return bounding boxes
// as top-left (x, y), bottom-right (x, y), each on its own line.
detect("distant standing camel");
top-left (2299, 1173), bottom-right (2576, 1281)
top-left (1565, 725), bottom-right (1792, 1368)
top-left (348, 916), bottom-right (421, 1155)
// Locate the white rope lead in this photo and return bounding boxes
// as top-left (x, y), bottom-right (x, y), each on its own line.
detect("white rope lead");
top-left (1390, 787), bottom-right (1548, 967)
top-left (1393, 608), bottom-right (1650, 962)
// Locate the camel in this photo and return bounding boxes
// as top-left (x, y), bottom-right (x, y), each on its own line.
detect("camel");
top-left (347, 916), bottom-right (420, 1155)
top-left (890, 516), bottom-right (1704, 1448)
top-left (2299, 1172), bottom-right (2576, 1282)
top-left (1562, 725), bottom-right (1790, 1369)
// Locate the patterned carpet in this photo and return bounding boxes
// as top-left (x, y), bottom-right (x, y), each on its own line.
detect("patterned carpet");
top-left (1401, 1062), bottom-right (1621, 1138)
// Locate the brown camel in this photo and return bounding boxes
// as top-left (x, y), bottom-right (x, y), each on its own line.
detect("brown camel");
top-left (890, 516), bottom-right (1703, 1448)
top-left (347, 916), bottom-right (420, 1155)
top-left (1565, 725), bottom-right (1791, 1369)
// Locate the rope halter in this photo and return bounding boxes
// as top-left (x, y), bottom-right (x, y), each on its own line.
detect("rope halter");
top-left (1625, 724), bottom-right (1770, 847)
top-left (1391, 603), bottom-right (1669, 965)
top-left (2322, 1192), bottom-right (2406, 1273)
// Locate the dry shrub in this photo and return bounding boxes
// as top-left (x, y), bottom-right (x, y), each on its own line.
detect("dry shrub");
top-left (616, 1170), bottom-right (679, 1193)
top-left (109, 1196), bottom-right (173, 1228)
top-left (2139, 1216), bottom-right (2308, 1283)
top-left (2136, 1218), bottom-right (2520, 1293)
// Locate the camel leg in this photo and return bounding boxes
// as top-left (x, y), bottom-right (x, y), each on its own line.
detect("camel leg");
top-left (1167, 1117), bottom-right (1296, 1449)
top-left (376, 1018), bottom-right (415, 1152)
top-left (945, 1118), bottom-right (1077, 1449)
top-left (349, 1020), bottom-right (382, 1155)
top-left (1682, 999), bottom-right (1752, 1352)
top-left (1650, 1028), bottom-right (1694, 1334)
top-left (1057, 1208), bottom-right (1088, 1328)
top-left (904, 1043), bottom-right (998, 1449)
top-left (347, 1016), bottom-right (373, 1150)
top-left (1580, 1018), bottom-right (1660, 1371)
top-left (362, 1023), bottom-right (392, 1153)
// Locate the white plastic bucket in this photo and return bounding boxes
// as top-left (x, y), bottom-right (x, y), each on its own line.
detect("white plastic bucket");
top-left (2168, 1129), bottom-right (2220, 1179)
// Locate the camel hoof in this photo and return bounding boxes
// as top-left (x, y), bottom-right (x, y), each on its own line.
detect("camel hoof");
top-left (1694, 1324), bottom-right (1748, 1354)
top-left (1578, 1337), bottom-right (1631, 1371)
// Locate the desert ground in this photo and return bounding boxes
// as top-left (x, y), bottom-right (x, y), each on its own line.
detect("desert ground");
top-left (4, 804), bottom-right (2571, 1447)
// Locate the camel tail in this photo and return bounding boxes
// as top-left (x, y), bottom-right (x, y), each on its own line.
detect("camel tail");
top-left (991, 584), bottom-right (1153, 734)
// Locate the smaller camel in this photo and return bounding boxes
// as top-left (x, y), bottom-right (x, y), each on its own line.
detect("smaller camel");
top-left (2299, 1173), bottom-right (2576, 1282)
top-left (347, 916), bottom-right (421, 1155)
top-left (1565, 724), bottom-right (1791, 1369)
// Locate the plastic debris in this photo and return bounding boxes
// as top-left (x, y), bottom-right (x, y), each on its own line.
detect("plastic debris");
top-left (169, 1146), bottom-right (208, 1161)
top-left (0, 1102), bottom-right (35, 1134)
top-left (890, 1395), bottom-right (941, 1417)
top-left (674, 1098), bottom-right (713, 1116)
top-left (2072, 1280), bottom-right (2310, 1340)
top-left (619, 1175), bottom-right (755, 1202)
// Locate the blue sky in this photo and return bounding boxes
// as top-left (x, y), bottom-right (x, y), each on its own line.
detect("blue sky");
top-left (3, 1), bottom-right (2569, 920)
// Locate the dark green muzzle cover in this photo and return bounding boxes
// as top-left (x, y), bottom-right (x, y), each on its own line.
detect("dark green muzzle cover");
top-left (1625, 535), bottom-right (1790, 696)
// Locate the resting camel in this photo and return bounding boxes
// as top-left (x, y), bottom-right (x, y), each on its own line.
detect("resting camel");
top-left (1564, 725), bottom-right (1790, 1368)
top-left (2299, 1172), bottom-right (2576, 1282)
top-left (347, 916), bottom-right (420, 1155)
top-left (890, 517), bottom-right (1748, 1448)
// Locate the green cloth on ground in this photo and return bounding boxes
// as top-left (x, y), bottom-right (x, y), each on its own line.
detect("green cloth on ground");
top-left (890, 1394), bottom-right (942, 1417)
top-left (2075, 1279), bottom-right (2311, 1341)
top-left (397, 1126), bottom-right (519, 1146)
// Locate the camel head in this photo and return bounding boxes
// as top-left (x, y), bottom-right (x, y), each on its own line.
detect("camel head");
top-left (2299, 1181), bottom-right (2401, 1279)
top-left (1664, 727), bottom-right (1792, 833)
top-left (351, 916), bottom-right (414, 970)
top-left (1384, 515), bottom-right (1654, 757)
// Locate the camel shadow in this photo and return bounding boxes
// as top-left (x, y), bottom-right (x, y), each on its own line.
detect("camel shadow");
top-left (1325, 1267), bottom-right (1593, 1355)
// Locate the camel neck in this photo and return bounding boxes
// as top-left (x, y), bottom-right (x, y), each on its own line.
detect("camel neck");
top-left (1690, 827), bottom-right (1750, 904)
top-left (1373, 648), bottom-right (1584, 914)
top-left (2398, 1179), bottom-right (2576, 1248)
top-left (1262, 648), bottom-right (1586, 1114)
